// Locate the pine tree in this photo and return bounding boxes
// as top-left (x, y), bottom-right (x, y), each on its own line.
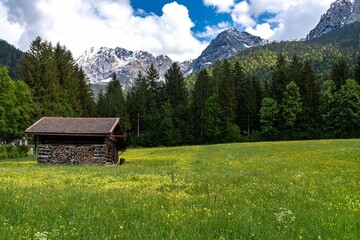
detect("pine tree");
top-left (298, 61), bottom-right (320, 130)
top-left (191, 68), bottom-right (212, 143)
top-left (218, 60), bottom-right (237, 128)
top-left (319, 80), bottom-right (337, 137)
top-left (164, 62), bottom-right (188, 143)
top-left (270, 54), bottom-right (289, 102)
top-left (76, 67), bottom-right (96, 117)
top-left (18, 37), bottom-right (62, 117)
top-left (333, 80), bottom-right (360, 137)
top-left (331, 58), bottom-right (350, 90)
top-left (54, 43), bottom-right (82, 116)
top-left (105, 73), bottom-right (129, 129)
top-left (354, 53), bottom-right (360, 85)
top-left (233, 61), bottom-right (248, 133)
top-left (289, 55), bottom-right (303, 87)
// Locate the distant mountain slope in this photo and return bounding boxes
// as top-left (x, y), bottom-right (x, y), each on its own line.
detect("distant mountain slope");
top-left (184, 28), bottom-right (267, 75)
top-left (0, 39), bottom-right (23, 79)
top-left (76, 29), bottom-right (267, 89)
top-left (224, 22), bottom-right (360, 84)
top-left (306, 0), bottom-right (358, 40)
top-left (76, 47), bottom-right (173, 90)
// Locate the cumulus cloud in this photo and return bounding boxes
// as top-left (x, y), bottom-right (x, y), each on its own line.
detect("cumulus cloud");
top-left (231, 1), bottom-right (256, 27)
top-left (203, 0), bottom-right (334, 40)
top-left (0, 0), bottom-right (207, 61)
top-left (203, 0), bottom-right (234, 13)
top-left (196, 22), bottom-right (231, 39)
top-left (246, 23), bottom-right (275, 39)
top-left (270, 0), bottom-right (335, 40)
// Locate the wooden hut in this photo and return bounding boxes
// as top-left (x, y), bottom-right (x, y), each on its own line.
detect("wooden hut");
top-left (25, 117), bottom-right (126, 165)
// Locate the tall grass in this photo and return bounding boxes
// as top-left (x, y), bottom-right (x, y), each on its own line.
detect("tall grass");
top-left (0, 139), bottom-right (359, 239)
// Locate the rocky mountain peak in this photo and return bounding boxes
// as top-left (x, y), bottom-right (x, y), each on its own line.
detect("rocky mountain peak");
top-left (185, 28), bottom-right (267, 75)
top-left (76, 47), bottom-right (173, 90)
top-left (306, 0), bottom-right (356, 40)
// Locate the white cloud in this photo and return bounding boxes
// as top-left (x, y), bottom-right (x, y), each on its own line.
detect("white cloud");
top-left (203, 0), bottom-right (234, 13)
top-left (231, 1), bottom-right (256, 27)
top-left (269, 0), bottom-right (335, 40)
top-left (246, 23), bottom-right (275, 39)
top-left (0, 0), bottom-right (207, 62)
top-left (0, 3), bottom-right (23, 45)
top-left (196, 22), bottom-right (231, 38)
top-left (239, 0), bottom-right (334, 40)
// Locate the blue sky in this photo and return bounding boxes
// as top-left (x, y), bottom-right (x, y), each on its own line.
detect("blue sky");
top-left (0, 0), bottom-right (334, 61)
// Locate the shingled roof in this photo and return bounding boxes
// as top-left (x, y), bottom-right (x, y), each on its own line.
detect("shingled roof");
top-left (25, 117), bottom-right (122, 136)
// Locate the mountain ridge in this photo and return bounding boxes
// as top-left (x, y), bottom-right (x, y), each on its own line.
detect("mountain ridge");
top-left (306, 0), bottom-right (359, 40)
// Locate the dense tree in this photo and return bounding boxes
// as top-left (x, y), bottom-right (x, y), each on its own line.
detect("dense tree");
top-left (270, 54), bottom-right (289, 102)
top-left (191, 69), bottom-right (212, 143)
top-left (260, 97), bottom-right (280, 140)
top-left (19, 37), bottom-right (62, 116)
top-left (281, 81), bottom-right (303, 130)
top-left (76, 67), bottom-right (96, 117)
top-left (203, 95), bottom-right (224, 143)
top-left (331, 58), bottom-right (351, 90)
top-left (297, 61), bottom-right (320, 130)
top-left (0, 67), bottom-right (35, 142)
top-left (333, 79), bottom-right (360, 137)
top-left (218, 60), bottom-right (237, 128)
top-left (354, 53), bottom-right (360, 85)
top-left (164, 62), bottom-right (189, 143)
top-left (319, 80), bottom-right (337, 136)
top-left (18, 37), bottom-right (96, 118)
top-left (104, 73), bottom-right (129, 129)
top-left (233, 61), bottom-right (248, 133)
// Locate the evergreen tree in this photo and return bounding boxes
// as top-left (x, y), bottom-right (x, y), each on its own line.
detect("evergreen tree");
top-left (218, 60), bottom-right (237, 128)
top-left (289, 55), bottom-right (303, 87)
top-left (233, 61), bottom-right (248, 133)
top-left (298, 61), bottom-right (320, 130)
top-left (146, 64), bottom-right (163, 106)
top-left (164, 62), bottom-right (189, 143)
top-left (54, 43), bottom-right (82, 116)
top-left (104, 73), bottom-right (129, 129)
top-left (96, 89), bottom-right (107, 117)
top-left (18, 37), bottom-right (62, 116)
top-left (270, 54), bottom-right (289, 102)
top-left (331, 58), bottom-right (350, 90)
top-left (319, 80), bottom-right (337, 137)
top-left (126, 72), bottom-right (150, 139)
top-left (191, 68), bottom-right (212, 143)
top-left (354, 53), bottom-right (360, 85)
top-left (76, 67), bottom-right (96, 117)
top-left (333, 79), bottom-right (360, 137)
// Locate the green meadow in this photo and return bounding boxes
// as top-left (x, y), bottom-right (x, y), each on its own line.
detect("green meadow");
top-left (0, 139), bottom-right (359, 239)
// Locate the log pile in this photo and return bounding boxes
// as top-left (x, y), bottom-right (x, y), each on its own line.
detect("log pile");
top-left (37, 142), bottom-right (117, 165)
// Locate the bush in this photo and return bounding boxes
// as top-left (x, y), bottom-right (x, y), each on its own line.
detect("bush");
top-left (0, 145), bottom-right (29, 159)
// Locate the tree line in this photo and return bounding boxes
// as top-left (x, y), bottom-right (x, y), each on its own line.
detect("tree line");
top-left (1, 36), bottom-right (360, 146)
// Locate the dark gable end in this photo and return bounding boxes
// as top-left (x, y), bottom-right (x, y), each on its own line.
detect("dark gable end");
top-left (25, 117), bottom-right (126, 165)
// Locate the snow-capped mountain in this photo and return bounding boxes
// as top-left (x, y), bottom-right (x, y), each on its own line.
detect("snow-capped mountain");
top-left (76, 29), bottom-right (267, 88)
top-left (306, 0), bottom-right (357, 40)
top-left (76, 47), bottom-right (173, 90)
top-left (185, 28), bottom-right (268, 75)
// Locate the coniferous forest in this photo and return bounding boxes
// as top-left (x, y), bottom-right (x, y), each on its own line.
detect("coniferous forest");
top-left (2, 25), bottom-right (360, 146)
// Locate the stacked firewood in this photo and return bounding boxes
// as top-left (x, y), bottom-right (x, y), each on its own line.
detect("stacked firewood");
top-left (37, 144), bottom-right (112, 165)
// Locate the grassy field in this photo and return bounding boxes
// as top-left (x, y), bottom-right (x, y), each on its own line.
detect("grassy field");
top-left (0, 139), bottom-right (359, 239)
